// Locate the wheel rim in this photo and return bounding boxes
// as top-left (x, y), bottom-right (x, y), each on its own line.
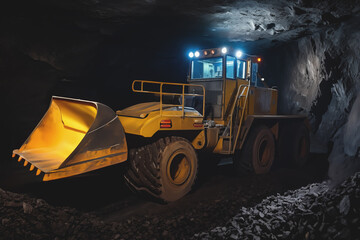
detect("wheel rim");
top-left (257, 137), bottom-right (272, 167)
top-left (167, 150), bottom-right (191, 186)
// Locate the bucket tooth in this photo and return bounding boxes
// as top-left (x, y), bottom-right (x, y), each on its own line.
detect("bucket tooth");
top-left (29, 165), bottom-right (35, 171)
top-left (18, 156), bottom-right (22, 162)
top-left (24, 160), bottom-right (28, 167)
top-left (12, 153), bottom-right (16, 158)
top-left (36, 169), bottom-right (41, 176)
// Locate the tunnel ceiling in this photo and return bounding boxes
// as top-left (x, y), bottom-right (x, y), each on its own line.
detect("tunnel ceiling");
top-left (1, 0), bottom-right (359, 71)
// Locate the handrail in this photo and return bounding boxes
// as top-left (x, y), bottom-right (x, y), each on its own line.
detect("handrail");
top-left (231, 81), bottom-right (251, 153)
top-left (132, 80), bottom-right (205, 117)
top-left (222, 81), bottom-right (250, 154)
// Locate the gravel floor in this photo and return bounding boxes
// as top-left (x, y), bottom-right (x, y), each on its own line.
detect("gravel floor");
top-left (2, 171), bottom-right (358, 240)
top-left (194, 172), bottom-right (360, 240)
top-left (0, 171), bottom-right (283, 240)
top-left (1, 154), bottom-right (347, 240)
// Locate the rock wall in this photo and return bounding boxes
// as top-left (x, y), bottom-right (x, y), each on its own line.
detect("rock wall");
top-left (328, 94), bottom-right (360, 185)
top-left (268, 16), bottom-right (360, 153)
top-left (260, 15), bottom-right (360, 183)
top-left (256, 16), bottom-right (360, 184)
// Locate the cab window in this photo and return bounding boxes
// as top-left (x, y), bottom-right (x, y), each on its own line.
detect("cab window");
top-left (237, 60), bottom-right (247, 79)
top-left (226, 56), bottom-right (235, 79)
top-left (191, 57), bottom-right (223, 79)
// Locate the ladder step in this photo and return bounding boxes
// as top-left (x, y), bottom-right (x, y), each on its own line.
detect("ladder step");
top-left (220, 136), bottom-right (231, 139)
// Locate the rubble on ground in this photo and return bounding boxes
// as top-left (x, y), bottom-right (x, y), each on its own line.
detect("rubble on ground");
top-left (194, 172), bottom-right (360, 240)
top-left (0, 188), bottom-right (120, 240)
top-left (1, 171), bottom-right (359, 239)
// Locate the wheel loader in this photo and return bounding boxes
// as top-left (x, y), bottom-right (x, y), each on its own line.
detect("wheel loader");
top-left (12, 47), bottom-right (310, 202)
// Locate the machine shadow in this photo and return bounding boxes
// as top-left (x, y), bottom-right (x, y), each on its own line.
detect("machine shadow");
top-left (0, 152), bottom-right (329, 213)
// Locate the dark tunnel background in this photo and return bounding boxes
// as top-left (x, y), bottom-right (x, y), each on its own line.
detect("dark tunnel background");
top-left (1, 0), bottom-right (360, 239)
top-left (0, 0), bottom-right (359, 190)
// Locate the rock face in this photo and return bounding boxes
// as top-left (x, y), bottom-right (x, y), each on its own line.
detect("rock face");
top-left (259, 13), bottom-right (360, 182)
top-left (193, 172), bottom-right (360, 240)
top-left (327, 94), bottom-right (360, 186)
top-left (273, 17), bottom-right (360, 153)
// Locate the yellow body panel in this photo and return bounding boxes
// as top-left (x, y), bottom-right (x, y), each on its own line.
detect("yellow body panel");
top-left (192, 130), bottom-right (206, 149)
top-left (118, 80), bottom-right (205, 139)
top-left (213, 137), bottom-right (224, 153)
top-left (247, 87), bottom-right (278, 115)
top-left (118, 103), bottom-right (204, 137)
top-left (223, 79), bottom-right (237, 117)
top-left (212, 84), bottom-right (278, 154)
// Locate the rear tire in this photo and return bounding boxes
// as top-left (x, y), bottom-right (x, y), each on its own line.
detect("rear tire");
top-left (234, 125), bottom-right (275, 175)
top-left (278, 122), bottom-right (310, 168)
top-left (124, 136), bottom-right (198, 203)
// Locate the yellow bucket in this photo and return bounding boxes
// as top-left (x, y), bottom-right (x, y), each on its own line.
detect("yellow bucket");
top-left (13, 96), bottom-right (127, 181)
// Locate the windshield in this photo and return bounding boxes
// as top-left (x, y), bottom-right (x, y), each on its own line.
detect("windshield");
top-left (237, 60), bottom-right (246, 79)
top-left (191, 57), bottom-right (223, 79)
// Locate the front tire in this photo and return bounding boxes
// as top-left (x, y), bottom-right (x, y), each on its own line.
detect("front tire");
top-left (124, 136), bottom-right (198, 202)
top-left (234, 125), bottom-right (275, 175)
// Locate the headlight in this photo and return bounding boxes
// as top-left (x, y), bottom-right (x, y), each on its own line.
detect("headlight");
top-left (221, 47), bottom-right (227, 54)
top-left (236, 50), bottom-right (243, 58)
top-left (189, 52), bottom-right (194, 58)
top-left (195, 51), bottom-right (200, 57)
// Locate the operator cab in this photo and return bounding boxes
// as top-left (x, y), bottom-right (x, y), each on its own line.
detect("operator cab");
top-left (189, 48), bottom-right (248, 81)
top-left (187, 47), bottom-right (263, 120)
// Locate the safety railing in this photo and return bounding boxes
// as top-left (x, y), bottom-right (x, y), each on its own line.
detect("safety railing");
top-left (132, 80), bottom-right (205, 118)
top-left (222, 81), bottom-right (251, 154)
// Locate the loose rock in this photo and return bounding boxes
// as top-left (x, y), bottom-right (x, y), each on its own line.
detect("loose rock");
top-left (193, 172), bottom-right (360, 239)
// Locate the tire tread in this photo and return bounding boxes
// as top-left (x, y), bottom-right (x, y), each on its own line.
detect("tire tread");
top-left (124, 136), bottom-right (197, 202)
